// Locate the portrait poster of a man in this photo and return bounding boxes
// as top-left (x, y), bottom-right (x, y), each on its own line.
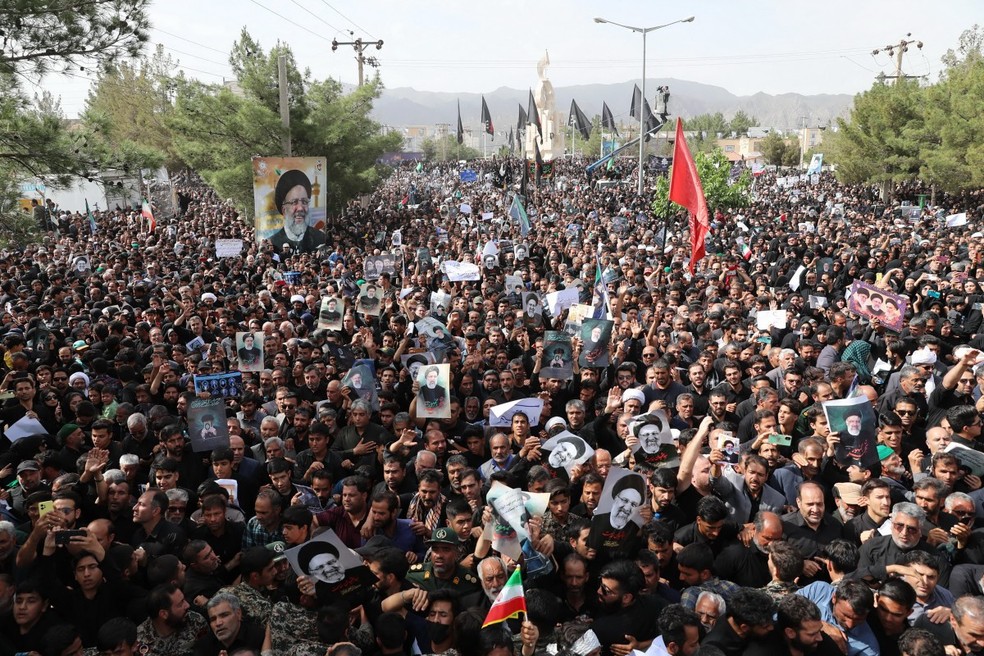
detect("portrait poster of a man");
top-left (284, 529), bottom-right (371, 599)
top-left (628, 411), bottom-right (675, 466)
top-left (542, 431), bottom-right (594, 475)
top-left (252, 157), bottom-right (327, 253)
top-left (416, 363), bottom-right (451, 419)
top-left (822, 394), bottom-right (878, 467)
top-left (588, 467), bottom-right (646, 552)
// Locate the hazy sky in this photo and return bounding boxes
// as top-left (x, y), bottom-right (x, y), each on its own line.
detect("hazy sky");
top-left (42, 0), bottom-right (974, 117)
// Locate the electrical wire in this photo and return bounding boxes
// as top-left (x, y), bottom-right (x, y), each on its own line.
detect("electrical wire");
top-left (151, 27), bottom-right (230, 55)
top-left (149, 42), bottom-right (232, 70)
top-left (317, 0), bottom-right (376, 39)
top-left (287, 0), bottom-right (341, 32)
top-left (246, 0), bottom-right (334, 43)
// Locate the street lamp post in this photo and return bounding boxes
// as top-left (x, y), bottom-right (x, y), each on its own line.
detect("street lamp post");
top-left (594, 15), bottom-right (694, 196)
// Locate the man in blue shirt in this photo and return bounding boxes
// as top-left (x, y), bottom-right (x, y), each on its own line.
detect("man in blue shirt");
top-left (797, 579), bottom-right (879, 656)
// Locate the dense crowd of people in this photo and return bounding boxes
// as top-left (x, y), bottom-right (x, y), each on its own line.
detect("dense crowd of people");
top-left (2, 153), bottom-right (984, 656)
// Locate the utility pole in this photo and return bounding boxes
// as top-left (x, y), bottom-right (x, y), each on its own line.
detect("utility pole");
top-left (332, 36), bottom-right (384, 87)
top-left (798, 115), bottom-right (808, 168)
top-left (436, 123), bottom-right (449, 161)
top-left (872, 34), bottom-right (923, 85)
top-left (278, 54), bottom-right (291, 156)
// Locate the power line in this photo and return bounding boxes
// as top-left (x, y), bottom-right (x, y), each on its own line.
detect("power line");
top-left (149, 42), bottom-right (232, 69)
top-left (287, 0), bottom-right (341, 32)
top-left (246, 0), bottom-right (334, 43)
top-left (318, 0), bottom-right (375, 38)
top-left (151, 27), bottom-right (230, 55)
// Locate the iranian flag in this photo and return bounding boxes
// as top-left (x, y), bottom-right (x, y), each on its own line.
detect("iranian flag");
top-left (482, 567), bottom-right (526, 627)
top-left (141, 198), bottom-right (156, 233)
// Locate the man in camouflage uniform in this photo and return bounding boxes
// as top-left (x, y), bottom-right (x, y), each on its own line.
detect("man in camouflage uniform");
top-left (137, 583), bottom-right (208, 656)
top-left (216, 545), bottom-right (276, 623)
top-left (405, 526), bottom-right (481, 597)
top-left (270, 600), bottom-right (320, 653)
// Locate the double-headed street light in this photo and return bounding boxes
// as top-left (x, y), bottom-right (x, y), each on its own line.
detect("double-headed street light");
top-left (594, 15), bottom-right (695, 196)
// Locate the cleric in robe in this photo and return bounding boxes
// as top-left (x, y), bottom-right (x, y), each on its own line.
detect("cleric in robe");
top-left (270, 169), bottom-right (326, 253)
top-left (237, 333), bottom-right (262, 368)
top-left (588, 473), bottom-right (645, 552)
top-left (417, 365), bottom-right (448, 414)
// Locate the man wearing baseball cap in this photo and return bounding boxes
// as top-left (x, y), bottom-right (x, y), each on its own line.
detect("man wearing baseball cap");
top-left (404, 527), bottom-right (480, 596)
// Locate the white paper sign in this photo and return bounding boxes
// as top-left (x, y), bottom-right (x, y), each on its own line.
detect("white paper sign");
top-left (756, 309), bottom-right (787, 330)
top-left (489, 398), bottom-right (544, 427)
top-left (215, 239), bottom-right (244, 258)
top-left (5, 416), bottom-right (48, 442)
top-left (545, 287), bottom-right (580, 317)
top-left (789, 265), bottom-right (806, 291)
top-left (946, 213), bottom-right (968, 227)
top-left (441, 261), bottom-right (481, 282)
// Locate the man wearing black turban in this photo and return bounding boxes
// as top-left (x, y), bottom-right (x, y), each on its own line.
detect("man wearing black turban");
top-left (270, 169), bottom-right (326, 253)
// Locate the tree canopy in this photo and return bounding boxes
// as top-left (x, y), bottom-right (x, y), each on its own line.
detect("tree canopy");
top-left (827, 25), bottom-right (984, 197)
top-left (651, 148), bottom-right (751, 219)
top-left (0, 0), bottom-right (150, 77)
top-left (758, 131), bottom-right (801, 167)
top-left (0, 0), bottom-right (151, 245)
top-left (167, 30), bottom-right (402, 218)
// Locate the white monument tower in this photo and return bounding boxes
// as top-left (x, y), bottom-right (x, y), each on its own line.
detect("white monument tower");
top-left (525, 51), bottom-right (566, 161)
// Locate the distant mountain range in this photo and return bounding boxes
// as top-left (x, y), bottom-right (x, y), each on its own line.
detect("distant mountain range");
top-left (370, 78), bottom-right (854, 133)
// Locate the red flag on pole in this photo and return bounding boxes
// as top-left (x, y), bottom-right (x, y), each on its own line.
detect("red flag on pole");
top-left (668, 118), bottom-right (710, 274)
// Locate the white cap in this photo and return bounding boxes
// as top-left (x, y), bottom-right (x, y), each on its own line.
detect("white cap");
top-left (621, 388), bottom-right (645, 405)
top-left (911, 348), bottom-right (937, 365)
top-left (545, 417), bottom-right (567, 432)
top-left (290, 294), bottom-right (305, 304)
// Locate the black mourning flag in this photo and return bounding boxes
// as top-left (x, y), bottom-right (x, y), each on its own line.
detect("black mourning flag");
top-left (629, 84), bottom-right (641, 119)
top-left (527, 90), bottom-right (542, 140)
top-left (602, 102), bottom-right (619, 137)
top-left (456, 100), bottom-right (463, 145)
top-left (481, 96), bottom-right (494, 138)
top-left (569, 99), bottom-right (591, 140)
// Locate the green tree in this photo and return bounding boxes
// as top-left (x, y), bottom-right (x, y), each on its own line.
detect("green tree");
top-left (0, 1), bottom-right (150, 245)
top-left (0, 0), bottom-right (150, 77)
top-left (651, 148), bottom-right (751, 218)
top-left (759, 131), bottom-right (800, 167)
top-left (728, 109), bottom-right (757, 137)
top-left (168, 32), bottom-right (401, 217)
top-left (83, 45), bottom-right (179, 170)
top-left (420, 134), bottom-right (479, 162)
top-left (825, 80), bottom-right (926, 200)
top-left (682, 113), bottom-right (729, 153)
top-left (919, 26), bottom-right (984, 193)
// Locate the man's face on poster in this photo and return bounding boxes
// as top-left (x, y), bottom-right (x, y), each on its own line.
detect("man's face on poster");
top-left (845, 414), bottom-right (862, 436)
top-left (612, 488), bottom-right (642, 528)
top-left (551, 441), bottom-right (577, 467)
top-left (282, 185), bottom-right (310, 234)
top-left (639, 424), bottom-right (661, 452)
top-left (309, 552), bottom-right (345, 584)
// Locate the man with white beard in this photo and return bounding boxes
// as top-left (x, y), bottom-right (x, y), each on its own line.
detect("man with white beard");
top-left (477, 556), bottom-right (507, 608)
top-left (269, 169), bottom-right (326, 254)
top-left (855, 503), bottom-right (951, 586)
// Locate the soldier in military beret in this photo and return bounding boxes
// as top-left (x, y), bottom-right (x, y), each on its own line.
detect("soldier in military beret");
top-left (405, 526), bottom-right (480, 595)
